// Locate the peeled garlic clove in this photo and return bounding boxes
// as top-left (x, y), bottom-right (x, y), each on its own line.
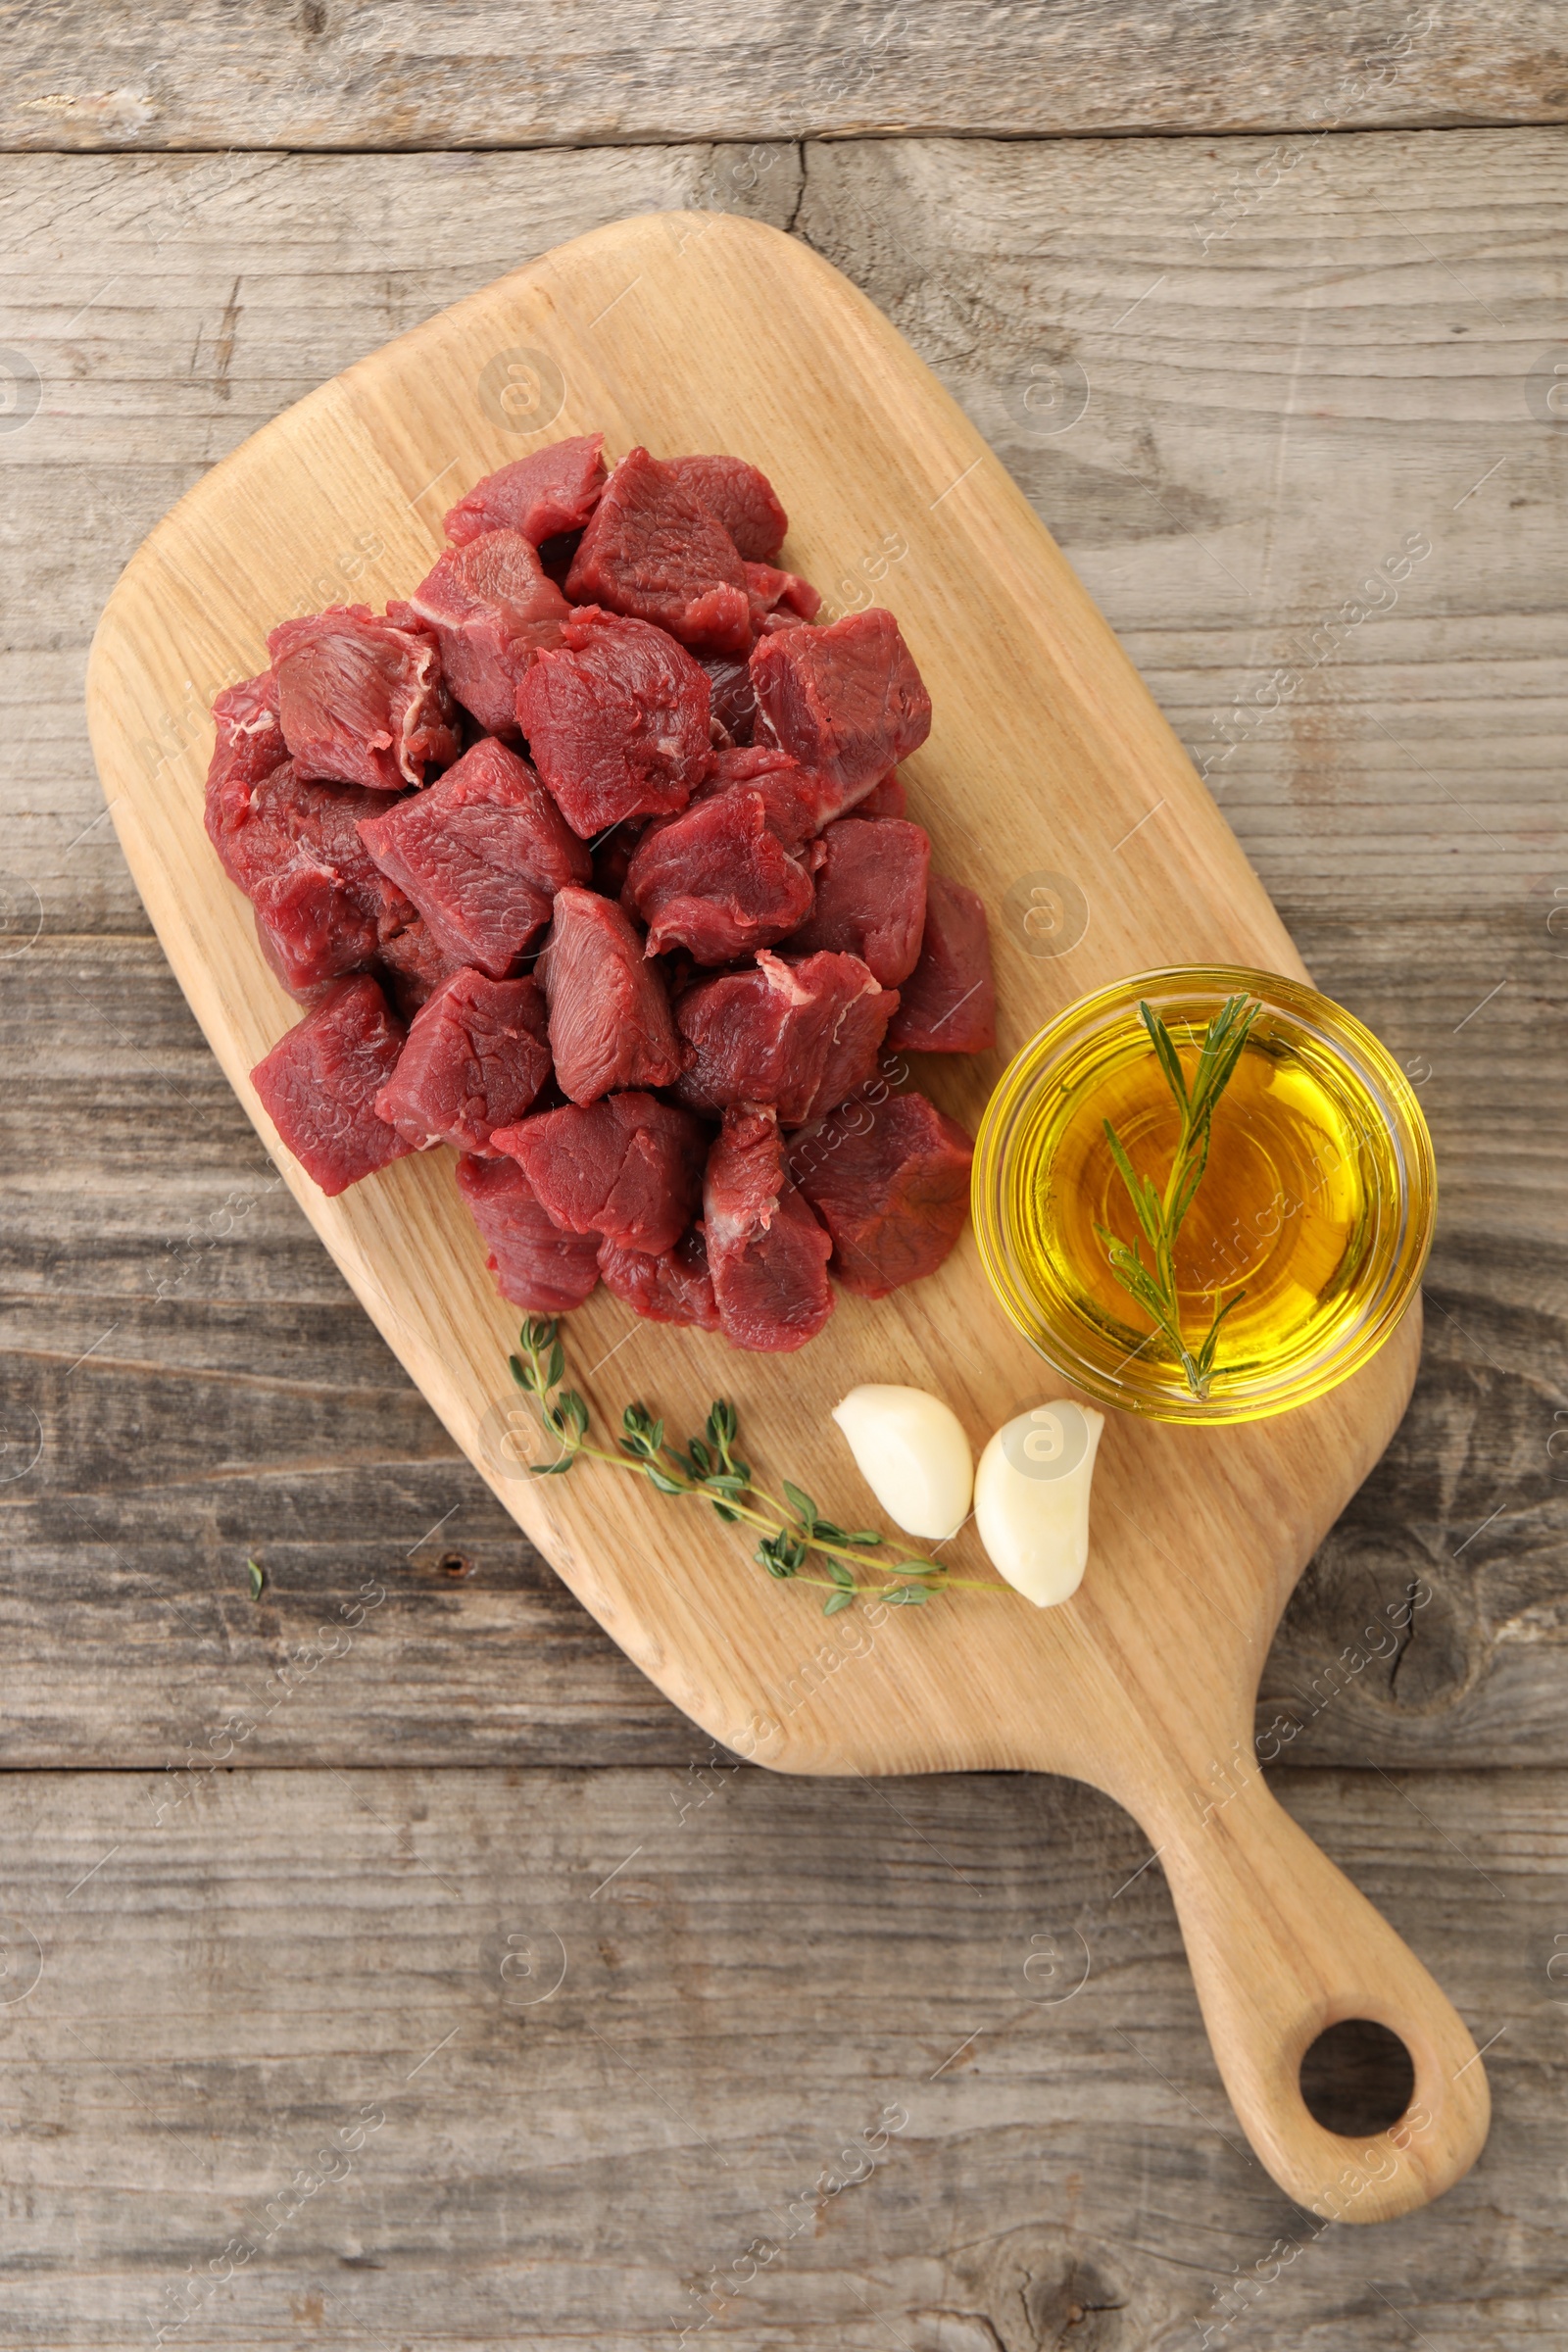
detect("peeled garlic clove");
top-left (830, 1384), bottom-right (974, 1541)
top-left (974, 1400), bottom-right (1104, 1606)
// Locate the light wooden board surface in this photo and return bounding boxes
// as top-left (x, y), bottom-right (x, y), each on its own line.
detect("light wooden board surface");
top-left (0, 1764), bottom-right (1557, 2349)
top-left (5, 0), bottom-right (1565, 147)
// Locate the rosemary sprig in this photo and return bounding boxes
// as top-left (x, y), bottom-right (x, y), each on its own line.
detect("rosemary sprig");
top-left (507, 1317), bottom-right (1002, 1616)
top-left (1094, 992), bottom-right (1261, 1401)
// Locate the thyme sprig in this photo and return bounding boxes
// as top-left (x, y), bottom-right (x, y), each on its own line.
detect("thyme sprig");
top-left (1094, 992), bottom-right (1262, 1401)
top-left (507, 1318), bottom-right (1001, 1616)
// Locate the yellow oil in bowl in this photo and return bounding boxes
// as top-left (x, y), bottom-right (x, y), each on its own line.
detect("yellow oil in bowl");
top-left (971, 967), bottom-right (1436, 1423)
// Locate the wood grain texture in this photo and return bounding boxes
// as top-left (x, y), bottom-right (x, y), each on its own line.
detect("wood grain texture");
top-left (0, 1763), bottom-right (1554, 2347)
top-left (3, 134), bottom-right (1564, 1777)
top-left (82, 205), bottom-right (1491, 2217)
top-left (5, 1), bottom-right (1566, 148)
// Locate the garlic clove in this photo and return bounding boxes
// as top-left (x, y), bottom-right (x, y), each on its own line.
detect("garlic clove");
top-left (974, 1400), bottom-right (1104, 1606)
top-left (830, 1384), bottom-right (974, 1542)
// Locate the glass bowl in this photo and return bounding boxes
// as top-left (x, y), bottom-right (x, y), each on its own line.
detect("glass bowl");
top-left (970, 966), bottom-right (1436, 1424)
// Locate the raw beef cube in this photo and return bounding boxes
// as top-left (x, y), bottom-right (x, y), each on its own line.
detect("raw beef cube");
top-left (665, 454), bottom-right (788, 561)
top-left (444, 435), bottom-right (608, 548)
top-left (455, 1152), bottom-right (601, 1312)
top-left (539, 885), bottom-right (681, 1102)
top-left (675, 949), bottom-right (899, 1127)
top-left (692, 745), bottom-right (821, 851)
top-left (253, 906), bottom-right (337, 1007)
top-left (702, 655), bottom-right (757, 746)
top-left (358, 737), bottom-right (589, 977)
top-left (622, 789), bottom-right (815, 964)
top-left (795, 1090), bottom-right (973, 1298)
top-left (751, 610), bottom-right (931, 821)
top-left (783, 816), bottom-right (929, 985)
top-left (250, 860), bottom-right (381, 996)
top-left (374, 918), bottom-right (465, 1017)
top-left (205, 669), bottom-right (285, 845)
top-left (516, 607), bottom-right (712, 837)
top-left (213, 757), bottom-right (409, 924)
top-left (704, 1108), bottom-right (833, 1352)
top-left (565, 447), bottom-right (752, 657)
top-left (493, 1094), bottom-right (708, 1256)
top-left (250, 975), bottom-right (413, 1197)
top-left (744, 562), bottom-right (820, 635)
top-left (887, 872), bottom-right (997, 1053)
top-left (597, 1226), bottom-right (719, 1330)
top-left (217, 759), bottom-right (416, 991)
top-left (269, 605), bottom-right (460, 791)
top-left (406, 530), bottom-right (570, 734)
top-left (857, 769), bottom-right (906, 819)
top-left (374, 970), bottom-right (551, 1155)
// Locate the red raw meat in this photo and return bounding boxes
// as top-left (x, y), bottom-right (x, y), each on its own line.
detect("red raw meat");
top-left (597, 1226), bottom-right (719, 1330)
top-left (783, 815), bottom-right (929, 985)
top-left (887, 871), bottom-right (997, 1053)
top-left (248, 863), bottom-right (380, 998)
top-left (675, 948), bottom-right (898, 1127)
top-left (664, 454), bottom-right (788, 561)
top-left (270, 606), bottom-right (459, 792)
top-left (406, 530), bottom-right (569, 734)
top-left (205, 670), bottom-right (285, 842)
top-left (539, 886), bottom-right (681, 1102)
top-left (493, 1093), bottom-right (708, 1256)
top-left (794, 1090), bottom-right (973, 1298)
top-left (704, 1108), bottom-right (833, 1352)
top-left (702, 655), bottom-right (757, 746)
top-left (250, 975), bottom-right (413, 1197)
top-left (857, 770), bottom-right (906, 819)
top-left (622, 789), bottom-right (815, 963)
top-left (692, 745), bottom-right (822, 851)
top-left (444, 436), bottom-right (608, 548)
top-left (565, 447), bottom-right (752, 657)
top-left (374, 970), bottom-right (551, 1155)
top-left (744, 562), bottom-right (820, 635)
top-left (252, 907), bottom-right (335, 1007)
top-left (358, 737), bottom-right (588, 978)
top-left (516, 606), bottom-right (712, 837)
top-left (374, 918), bottom-right (464, 1017)
top-left (455, 1152), bottom-right (601, 1312)
top-left (751, 610), bottom-right (931, 821)
top-left (214, 757), bottom-right (416, 992)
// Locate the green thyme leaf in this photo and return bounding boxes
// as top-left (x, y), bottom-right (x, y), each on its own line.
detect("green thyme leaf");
top-left (782, 1481), bottom-right (819, 1527)
top-left (247, 1556), bottom-right (265, 1599)
top-left (822, 1590), bottom-right (856, 1615)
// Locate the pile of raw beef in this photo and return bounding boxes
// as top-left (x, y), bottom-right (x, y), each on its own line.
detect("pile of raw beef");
top-left (204, 435), bottom-right (995, 1352)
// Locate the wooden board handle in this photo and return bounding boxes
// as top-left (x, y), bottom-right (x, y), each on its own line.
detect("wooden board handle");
top-left (1147, 1763), bottom-right (1491, 2221)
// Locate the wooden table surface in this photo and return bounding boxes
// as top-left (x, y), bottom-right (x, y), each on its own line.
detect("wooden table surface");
top-left (2, 7), bottom-right (1565, 2344)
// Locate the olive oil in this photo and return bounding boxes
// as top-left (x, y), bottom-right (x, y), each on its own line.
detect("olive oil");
top-left (973, 973), bottom-right (1435, 1422)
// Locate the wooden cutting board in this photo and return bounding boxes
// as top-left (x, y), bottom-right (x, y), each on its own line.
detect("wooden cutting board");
top-left (85, 210), bottom-right (1488, 2222)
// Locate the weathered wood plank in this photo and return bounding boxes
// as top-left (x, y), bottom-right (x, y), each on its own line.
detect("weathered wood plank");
top-left (5, 1), bottom-right (1565, 150)
top-left (0, 1764), bottom-right (1557, 2344)
top-left (2, 133), bottom-right (1563, 1766)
